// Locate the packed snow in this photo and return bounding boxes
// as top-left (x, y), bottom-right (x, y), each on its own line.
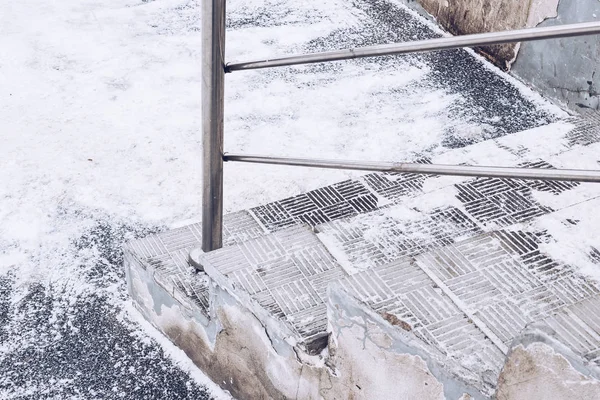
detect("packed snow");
top-left (0, 0), bottom-right (564, 398)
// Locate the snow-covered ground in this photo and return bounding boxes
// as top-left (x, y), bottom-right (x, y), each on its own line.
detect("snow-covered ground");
top-left (0, 0), bottom-right (564, 398)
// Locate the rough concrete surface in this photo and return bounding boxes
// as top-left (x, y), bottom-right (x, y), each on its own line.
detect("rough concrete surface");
top-left (497, 342), bottom-right (600, 400)
top-left (326, 286), bottom-right (484, 400)
top-left (412, 0), bottom-right (559, 66)
top-left (126, 241), bottom-right (491, 400)
top-left (416, 0), bottom-right (532, 65)
top-left (512, 0), bottom-right (600, 111)
top-left (126, 254), bottom-right (324, 400)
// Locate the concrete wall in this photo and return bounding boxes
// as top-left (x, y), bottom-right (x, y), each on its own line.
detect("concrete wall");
top-left (416, 0), bottom-right (540, 65)
top-left (497, 343), bottom-right (600, 400)
top-left (404, 0), bottom-right (600, 111)
top-left (126, 254), bottom-right (325, 399)
top-left (326, 286), bottom-right (486, 399)
top-left (512, 1), bottom-right (600, 111)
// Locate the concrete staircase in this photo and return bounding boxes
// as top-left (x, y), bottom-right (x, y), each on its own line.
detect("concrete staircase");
top-left (124, 112), bottom-right (600, 399)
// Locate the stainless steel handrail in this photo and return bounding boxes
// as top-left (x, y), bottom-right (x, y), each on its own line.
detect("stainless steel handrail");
top-left (202, 0), bottom-right (226, 252)
top-left (201, 1), bottom-right (600, 252)
top-left (224, 153), bottom-right (600, 183)
top-left (226, 21), bottom-right (600, 72)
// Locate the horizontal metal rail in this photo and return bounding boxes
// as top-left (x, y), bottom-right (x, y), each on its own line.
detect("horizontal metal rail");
top-left (224, 153), bottom-right (600, 183)
top-left (226, 21), bottom-right (600, 72)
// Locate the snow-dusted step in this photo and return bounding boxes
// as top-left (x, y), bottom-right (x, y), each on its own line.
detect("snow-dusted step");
top-left (126, 111), bottom-right (600, 338)
top-left (517, 197), bottom-right (600, 364)
top-left (124, 210), bottom-right (267, 315)
top-left (189, 183), bottom-right (600, 397)
top-left (125, 112), bottom-right (600, 399)
top-left (333, 224), bottom-right (600, 390)
top-left (314, 114), bottom-right (600, 276)
top-left (246, 114), bottom-right (600, 237)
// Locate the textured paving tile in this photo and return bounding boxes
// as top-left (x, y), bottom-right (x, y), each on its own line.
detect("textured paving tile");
top-left (567, 112), bottom-right (600, 147)
top-left (517, 160), bottom-right (580, 194)
top-left (250, 179), bottom-right (380, 231)
top-left (455, 176), bottom-right (554, 227)
top-left (338, 255), bottom-right (507, 383)
top-left (317, 205), bottom-right (482, 272)
top-left (314, 171), bottom-right (600, 378)
top-left (126, 112), bottom-right (600, 384)
top-left (126, 211), bottom-right (267, 316)
top-left (564, 297), bottom-right (600, 362)
top-left (324, 223), bottom-right (600, 388)
top-left (199, 225), bottom-right (346, 348)
top-left (362, 169), bottom-right (428, 202)
top-left (417, 229), bottom-right (600, 351)
top-left (245, 112), bottom-right (598, 237)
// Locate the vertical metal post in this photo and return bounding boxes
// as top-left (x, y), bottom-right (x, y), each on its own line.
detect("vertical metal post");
top-left (202, 0), bottom-right (226, 252)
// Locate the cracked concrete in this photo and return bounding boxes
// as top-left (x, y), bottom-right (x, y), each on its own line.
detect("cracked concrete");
top-left (125, 244), bottom-right (489, 399)
top-left (126, 230), bottom-right (600, 399)
top-left (512, 0), bottom-right (600, 111)
top-left (126, 257), bottom-right (325, 399)
top-left (326, 286), bottom-right (487, 399)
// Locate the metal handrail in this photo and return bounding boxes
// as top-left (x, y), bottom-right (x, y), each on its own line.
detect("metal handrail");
top-left (202, 0), bottom-right (600, 251)
top-left (224, 154), bottom-right (600, 183)
top-left (202, 0), bottom-right (226, 251)
top-left (226, 21), bottom-right (600, 72)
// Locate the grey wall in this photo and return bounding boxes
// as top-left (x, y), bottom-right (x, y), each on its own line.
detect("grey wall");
top-left (512, 0), bottom-right (600, 111)
top-left (401, 0), bottom-right (600, 111)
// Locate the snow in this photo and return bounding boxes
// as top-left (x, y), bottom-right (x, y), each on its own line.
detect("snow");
top-left (0, 0), bottom-right (564, 397)
top-left (316, 231), bottom-right (358, 275)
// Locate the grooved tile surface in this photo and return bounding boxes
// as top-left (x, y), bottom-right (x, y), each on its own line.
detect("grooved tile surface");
top-left (317, 205), bottom-right (482, 272)
top-left (126, 112), bottom-right (600, 394)
top-left (127, 211), bottom-right (267, 316)
top-left (199, 225), bottom-right (345, 346)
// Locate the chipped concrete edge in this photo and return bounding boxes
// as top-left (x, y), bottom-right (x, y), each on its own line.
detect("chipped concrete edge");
top-left (194, 249), bottom-right (309, 358)
top-left (124, 244), bottom-right (325, 399)
top-left (497, 323), bottom-right (600, 399)
top-left (125, 240), bottom-right (498, 399)
top-left (125, 235), bottom-right (600, 399)
top-left (508, 323), bottom-right (600, 380)
top-left (327, 283), bottom-right (491, 400)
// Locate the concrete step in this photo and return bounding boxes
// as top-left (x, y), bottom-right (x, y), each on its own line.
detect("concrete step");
top-left (194, 224), bottom-right (341, 354)
top-left (239, 117), bottom-right (587, 238)
top-left (191, 192), bottom-right (600, 396)
top-left (125, 112), bottom-right (600, 399)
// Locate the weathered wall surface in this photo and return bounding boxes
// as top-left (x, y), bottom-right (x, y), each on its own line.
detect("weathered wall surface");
top-left (125, 248), bottom-right (486, 399)
top-left (125, 258), bottom-right (325, 400)
top-left (512, 1), bottom-right (600, 111)
top-left (402, 0), bottom-right (599, 110)
top-left (413, 0), bottom-right (559, 67)
top-left (497, 335), bottom-right (600, 400)
top-left (417, 0), bottom-right (522, 65)
top-left (326, 286), bottom-right (486, 400)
